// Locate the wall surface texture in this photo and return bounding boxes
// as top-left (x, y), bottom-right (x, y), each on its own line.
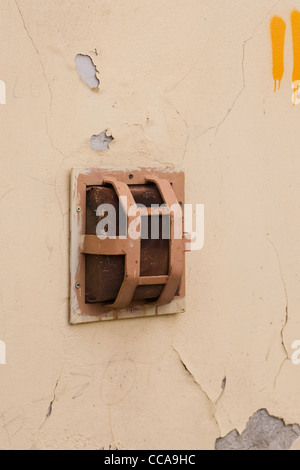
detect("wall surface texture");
top-left (1, 0), bottom-right (300, 450)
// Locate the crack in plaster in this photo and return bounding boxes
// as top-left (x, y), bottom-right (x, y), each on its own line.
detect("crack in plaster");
top-left (14, 0), bottom-right (56, 156)
top-left (109, 405), bottom-right (118, 450)
top-left (30, 374), bottom-right (62, 448)
top-left (35, 374), bottom-right (61, 440)
top-left (195, 0), bottom-right (281, 140)
top-left (46, 376), bottom-right (60, 419)
top-left (267, 236), bottom-right (290, 387)
top-left (14, 0), bottom-right (53, 111)
top-left (14, 0), bottom-right (67, 265)
top-left (175, 109), bottom-right (189, 167)
top-left (0, 408), bottom-right (25, 446)
top-left (72, 383), bottom-right (90, 400)
top-left (172, 345), bottom-right (221, 437)
top-left (0, 187), bottom-right (17, 203)
top-left (21, 174), bottom-right (56, 187)
top-left (165, 37), bottom-right (211, 96)
top-left (0, 415), bottom-right (11, 447)
top-left (195, 38), bottom-right (247, 140)
top-left (215, 376), bottom-right (227, 407)
top-left (14, 0), bottom-right (67, 162)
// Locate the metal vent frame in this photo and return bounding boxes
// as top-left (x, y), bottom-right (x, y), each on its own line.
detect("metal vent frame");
top-left (70, 168), bottom-right (186, 324)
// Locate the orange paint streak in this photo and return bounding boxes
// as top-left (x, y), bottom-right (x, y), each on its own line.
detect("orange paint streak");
top-left (271, 16), bottom-right (286, 92)
top-left (291, 10), bottom-right (300, 104)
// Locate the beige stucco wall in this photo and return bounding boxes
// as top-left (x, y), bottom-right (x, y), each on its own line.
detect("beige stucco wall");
top-left (1, 0), bottom-right (300, 450)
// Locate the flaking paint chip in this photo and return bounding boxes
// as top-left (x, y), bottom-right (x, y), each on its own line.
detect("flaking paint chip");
top-left (75, 54), bottom-right (99, 89)
top-left (215, 409), bottom-right (300, 450)
top-left (90, 130), bottom-right (114, 151)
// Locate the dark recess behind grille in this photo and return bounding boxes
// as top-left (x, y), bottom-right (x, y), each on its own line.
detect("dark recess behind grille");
top-left (85, 184), bottom-right (169, 304)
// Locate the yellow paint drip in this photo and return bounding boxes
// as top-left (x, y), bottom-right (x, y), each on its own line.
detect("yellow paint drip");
top-left (291, 10), bottom-right (300, 104)
top-left (271, 16), bottom-right (286, 92)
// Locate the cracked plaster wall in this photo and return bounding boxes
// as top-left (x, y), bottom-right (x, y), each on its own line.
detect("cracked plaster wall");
top-left (0, 0), bottom-right (300, 450)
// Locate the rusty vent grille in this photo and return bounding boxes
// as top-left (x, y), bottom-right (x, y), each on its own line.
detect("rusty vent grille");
top-left (70, 168), bottom-right (185, 324)
top-left (85, 184), bottom-right (169, 304)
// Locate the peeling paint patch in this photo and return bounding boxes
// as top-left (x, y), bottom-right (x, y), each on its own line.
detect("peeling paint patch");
top-left (75, 54), bottom-right (99, 89)
top-left (90, 130), bottom-right (114, 151)
top-left (215, 409), bottom-right (300, 450)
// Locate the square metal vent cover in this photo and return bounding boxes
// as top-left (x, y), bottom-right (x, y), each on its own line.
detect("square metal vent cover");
top-left (70, 168), bottom-right (186, 324)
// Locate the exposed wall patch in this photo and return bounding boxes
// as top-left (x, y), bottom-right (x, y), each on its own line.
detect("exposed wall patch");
top-left (215, 409), bottom-right (300, 450)
top-left (75, 54), bottom-right (99, 89)
top-left (90, 130), bottom-right (114, 151)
